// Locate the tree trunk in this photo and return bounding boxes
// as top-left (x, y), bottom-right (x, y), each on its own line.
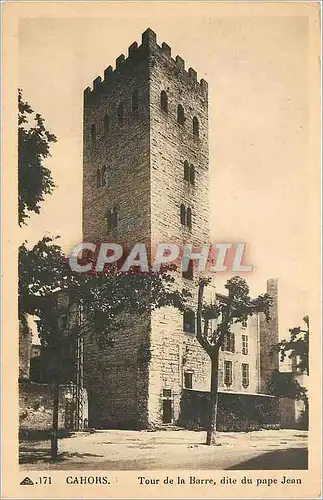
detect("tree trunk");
top-left (51, 380), bottom-right (59, 460)
top-left (206, 351), bottom-right (219, 445)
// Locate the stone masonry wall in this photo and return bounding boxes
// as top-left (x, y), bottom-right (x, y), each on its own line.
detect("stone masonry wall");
top-left (147, 30), bottom-right (210, 425)
top-left (83, 313), bottom-right (150, 429)
top-left (19, 382), bottom-right (88, 432)
top-left (82, 32), bottom-right (155, 427)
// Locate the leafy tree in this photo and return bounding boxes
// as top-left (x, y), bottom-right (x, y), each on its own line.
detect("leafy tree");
top-left (268, 316), bottom-right (309, 428)
top-left (267, 370), bottom-right (308, 404)
top-left (19, 237), bottom-right (190, 457)
top-left (18, 89), bottom-right (57, 225)
top-left (196, 276), bottom-right (273, 445)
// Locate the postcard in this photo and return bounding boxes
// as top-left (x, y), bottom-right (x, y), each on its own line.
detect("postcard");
top-left (1, 1), bottom-right (321, 498)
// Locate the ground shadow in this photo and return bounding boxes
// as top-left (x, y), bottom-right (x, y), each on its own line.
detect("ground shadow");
top-left (19, 429), bottom-right (74, 441)
top-left (226, 447), bottom-right (308, 470)
top-left (19, 446), bottom-right (103, 465)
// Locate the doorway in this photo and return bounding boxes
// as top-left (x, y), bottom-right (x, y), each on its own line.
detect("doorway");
top-left (162, 399), bottom-right (173, 424)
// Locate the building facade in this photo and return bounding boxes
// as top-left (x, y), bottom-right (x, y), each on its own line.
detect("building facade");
top-left (82, 28), bottom-right (279, 429)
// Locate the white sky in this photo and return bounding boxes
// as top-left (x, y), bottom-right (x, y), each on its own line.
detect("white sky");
top-left (18, 5), bottom-right (315, 322)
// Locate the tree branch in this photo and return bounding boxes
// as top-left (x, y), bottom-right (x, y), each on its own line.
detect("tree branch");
top-left (196, 280), bottom-right (214, 356)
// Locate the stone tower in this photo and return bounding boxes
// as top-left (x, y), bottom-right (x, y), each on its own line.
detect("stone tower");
top-left (83, 28), bottom-right (210, 428)
top-left (260, 278), bottom-right (280, 393)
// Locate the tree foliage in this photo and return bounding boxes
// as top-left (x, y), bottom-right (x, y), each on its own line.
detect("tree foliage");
top-left (267, 370), bottom-right (308, 404)
top-left (268, 316), bottom-right (309, 410)
top-left (272, 316), bottom-right (309, 376)
top-left (198, 276), bottom-right (273, 355)
top-left (19, 237), bottom-right (190, 354)
top-left (18, 89), bottom-right (57, 225)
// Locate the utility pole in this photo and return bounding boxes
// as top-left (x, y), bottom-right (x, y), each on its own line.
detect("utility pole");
top-left (51, 380), bottom-right (59, 460)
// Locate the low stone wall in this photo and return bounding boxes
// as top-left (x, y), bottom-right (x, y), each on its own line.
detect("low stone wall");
top-left (178, 389), bottom-right (280, 431)
top-left (19, 382), bottom-right (88, 432)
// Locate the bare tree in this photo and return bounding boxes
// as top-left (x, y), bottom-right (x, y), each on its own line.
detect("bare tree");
top-left (196, 276), bottom-right (273, 445)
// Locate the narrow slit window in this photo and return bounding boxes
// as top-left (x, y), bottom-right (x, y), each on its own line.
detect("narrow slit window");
top-left (101, 166), bottom-right (107, 187)
top-left (193, 116), bottom-right (199, 137)
top-left (184, 160), bottom-right (190, 181)
top-left (112, 207), bottom-right (118, 228)
top-left (189, 165), bottom-right (195, 185)
top-left (106, 209), bottom-right (112, 232)
top-left (160, 91), bottom-right (168, 113)
top-left (177, 104), bottom-right (185, 125)
top-left (186, 207), bottom-right (192, 228)
top-left (117, 103), bottom-right (124, 125)
top-left (180, 204), bottom-right (186, 225)
top-left (96, 168), bottom-right (101, 188)
top-left (103, 114), bottom-right (110, 134)
top-left (132, 90), bottom-right (139, 112)
top-left (90, 124), bottom-right (96, 143)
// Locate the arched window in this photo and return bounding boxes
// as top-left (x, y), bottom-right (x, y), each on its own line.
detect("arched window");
top-left (90, 124), bottom-right (96, 143)
top-left (160, 91), bottom-right (168, 113)
top-left (183, 309), bottom-right (195, 333)
top-left (59, 315), bottom-right (68, 330)
top-left (106, 207), bottom-right (118, 232)
top-left (177, 104), bottom-right (185, 125)
top-left (117, 103), bottom-right (124, 125)
top-left (184, 160), bottom-right (190, 181)
top-left (189, 165), bottom-right (195, 185)
top-left (186, 207), bottom-right (192, 228)
top-left (180, 204), bottom-right (186, 225)
top-left (96, 168), bottom-right (101, 188)
top-left (101, 166), bottom-right (107, 187)
top-left (132, 90), bottom-right (139, 112)
top-left (103, 114), bottom-right (110, 134)
top-left (193, 116), bottom-right (199, 137)
top-left (182, 260), bottom-right (194, 280)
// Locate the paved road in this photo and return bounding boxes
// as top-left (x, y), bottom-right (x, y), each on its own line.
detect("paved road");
top-left (20, 428), bottom-right (308, 471)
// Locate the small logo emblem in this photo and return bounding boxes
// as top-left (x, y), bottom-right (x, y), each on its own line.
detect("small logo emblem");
top-left (20, 477), bottom-right (34, 485)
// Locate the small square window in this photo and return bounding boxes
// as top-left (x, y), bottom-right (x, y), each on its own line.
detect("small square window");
top-left (184, 372), bottom-right (193, 389)
top-left (163, 389), bottom-right (172, 398)
top-left (182, 260), bottom-right (193, 280)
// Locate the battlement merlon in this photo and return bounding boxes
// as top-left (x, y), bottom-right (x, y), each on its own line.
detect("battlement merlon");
top-left (83, 28), bottom-right (208, 104)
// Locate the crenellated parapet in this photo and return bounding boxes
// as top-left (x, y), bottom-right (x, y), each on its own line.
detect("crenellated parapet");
top-left (84, 28), bottom-right (208, 104)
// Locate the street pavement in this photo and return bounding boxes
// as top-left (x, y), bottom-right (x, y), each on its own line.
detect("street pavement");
top-left (20, 428), bottom-right (308, 470)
